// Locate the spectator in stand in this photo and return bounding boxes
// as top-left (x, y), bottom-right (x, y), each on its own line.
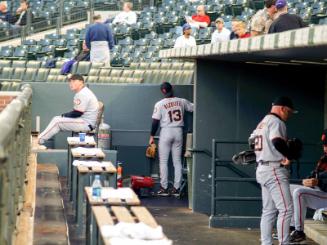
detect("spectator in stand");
top-left (250, 0), bottom-right (277, 36)
top-left (112, 2), bottom-right (137, 25)
top-left (186, 5), bottom-right (210, 29)
top-left (230, 18), bottom-right (241, 40)
top-left (15, 0), bottom-right (33, 26)
top-left (268, 0), bottom-right (306, 33)
top-left (0, 1), bottom-right (14, 23)
top-left (85, 14), bottom-right (115, 65)
top-left (211, 18), bottom-right (231, 44)
top-left (235, 21), bottom-right (251, 39)
top-left (174, 23), bottom-right (197, 48)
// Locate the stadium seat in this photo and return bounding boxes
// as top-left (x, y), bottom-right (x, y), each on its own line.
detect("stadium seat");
top-left (129, 62), bottom-right (140, 69)
top-left (26, 60), bottom-right (41, 68)
top-left (12, 60), bottom-right (27, 68)
top-left (11, 68), bottom-right (26, 80)
top-left (0, 60), bottom-right (12, 68)
top-left (35, 68), bottom-right (50, 82)
top-left (110, 69), bottom-right (123, 77)
top-left (149, 63), bottom-right (161, 70)
top-left (160, 63), bottom-right (172, 70)
top-left (99, 68), bottom-right (112, 77)
top-left (49, 68), bottom-right (62, 76)
top-left (183, 62), bottom-right (195, 70)
top-left (171, 63), bottom-right (184, 70)
top-left (89, 68), bottom-right (100, 76)
top-left (132, 70), bottom-right (145, 79)
top-left (0, 67), bottom-right (14, 80)
top-left (75, 61), bottom-right (91, 75)
top-left (23, 68), bottom-right (37, 82)
top-left (23, 39), bottom-right (37, 46)
top-left (139, 62), bottom-right (151, 70)
top-left (47, 75), bottom-right (58, 82)
top-left (98, 76), bottom-right (109, 83)
top-left (91, 62), bottom-right (105, 69)
top-left (164, 70), bottom-right (176, 83)
top-left (143, 70), bottom-right (153, 83)
top-left (86, 76), bottom-right (99, 83)
top-left (121, 70), bottom-right (134, 78)
top-left (57, 75), bottom-right (68, 83)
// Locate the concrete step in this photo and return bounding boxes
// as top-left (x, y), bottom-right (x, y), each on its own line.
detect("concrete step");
top-left (33, 164), bottom-right (69, 245)
top-left (304, 219), bottom-right (327, 245)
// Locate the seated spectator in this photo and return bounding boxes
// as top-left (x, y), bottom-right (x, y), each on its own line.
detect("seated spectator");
top-left (289, 129), bottom-right (327, 244)
top-left (268, 0), bottom-right (306, 34)
top-left (250, 0), bottom-right (277, 36)
top-left (112, 2), bottom-right (137, 25)
top-left (186, 5), bottom-right (210, 29)
top-left (230, 18), bottom-right (240, 40)
top-left (15, 0), bottom-right (33, 26)
top-left (0, 1), bottom-right (14, 23)
top-left (235, 21), bottom-right (251, 39)
top-left (211, 18), bottom-right (231, 44)
top-left (174, 23), bottom-right (196, 48)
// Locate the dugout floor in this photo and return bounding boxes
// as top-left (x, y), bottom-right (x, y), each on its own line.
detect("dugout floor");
top-left (55, 176), bottom-right (317, 245)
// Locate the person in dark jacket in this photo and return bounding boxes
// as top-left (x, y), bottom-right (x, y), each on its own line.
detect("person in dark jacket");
top-left (268, 0), bottom-right (306, 34)
top-left (85, 14), bottom-right (114, 65)
top-left (289, 130), bottom-right (327, 244)
top-left (0, 1), bottom-right (14, 23)
top-left (15, 0), bottom-right (33, 26)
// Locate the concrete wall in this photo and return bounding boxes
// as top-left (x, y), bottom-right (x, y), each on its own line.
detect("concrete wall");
top-left (193, 60), bottom-right (326, 217)
top-left (31, 83), bottom-right (193, 176)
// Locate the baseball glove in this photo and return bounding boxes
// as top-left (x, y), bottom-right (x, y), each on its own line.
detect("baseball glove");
top-left (287, 138), bottom-right (303, 160)
top-left (232, 150), bottom-right (256, 165)
top-left (146, 143), bottom-right (157, 159)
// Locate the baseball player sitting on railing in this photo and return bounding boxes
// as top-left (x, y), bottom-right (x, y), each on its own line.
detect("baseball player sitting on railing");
top-left (289, 129), bottom-right (327, 244)
top-left (38, 74), bottom-right (98, 147)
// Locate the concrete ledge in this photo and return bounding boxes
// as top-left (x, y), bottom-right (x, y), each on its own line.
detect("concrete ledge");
top-left (304, 219), bottom-right (327, 245)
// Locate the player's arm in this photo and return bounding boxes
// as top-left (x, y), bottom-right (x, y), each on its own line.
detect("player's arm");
top-left (62, 110), bottom-right (83, 118)
top-left (183, 99), bottom-right (194, 112)
top-left (149, 104), bottom-right (161, 145)
top-left (270, 121), bottom-right (292, 160)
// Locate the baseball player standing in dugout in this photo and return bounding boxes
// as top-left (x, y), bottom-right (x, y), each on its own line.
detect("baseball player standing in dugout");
top-left (38, 74), bottom-right (98, 146)
top-left (149, 82), bottom-right (194, 196)
top-left (250, 96), bottom-right (297, 245)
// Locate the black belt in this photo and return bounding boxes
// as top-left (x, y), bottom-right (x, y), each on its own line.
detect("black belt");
top-left (258, 161), bottom-right (286, 168)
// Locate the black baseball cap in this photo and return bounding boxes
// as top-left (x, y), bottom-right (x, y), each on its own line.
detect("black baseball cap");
top-left (322, 130), bottom-right (327, 145)
top-left (272, 96), bottom-right (298, 113)
top-left (160, 81), bottom-right (173, 97)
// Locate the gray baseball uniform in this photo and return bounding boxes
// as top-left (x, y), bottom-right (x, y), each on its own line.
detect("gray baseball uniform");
top-left (251, 113), bottom-right (293, 245)
top-left (290, 184), bottom-right (327, 231)
top-left (152, 97), bottom-right (194, 189)
top-left (39, 86), bottom-right (98, 143)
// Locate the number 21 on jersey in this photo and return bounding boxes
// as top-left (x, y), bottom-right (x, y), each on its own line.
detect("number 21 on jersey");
top-left (168, 109), bottom-right (182, 122)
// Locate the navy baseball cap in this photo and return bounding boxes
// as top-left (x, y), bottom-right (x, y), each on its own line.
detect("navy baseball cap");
top-left (272, 96), bottom-right (298, 113)
top-left (276, 0), bottom-right (287, 9)
top-left (183, 23), bottom-right (192, 32)
top-left (322, 130), bottom-right (327, 145)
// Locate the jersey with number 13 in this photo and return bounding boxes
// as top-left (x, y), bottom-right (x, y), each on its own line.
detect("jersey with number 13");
top-left (152, 97), bottom-right (194, 128)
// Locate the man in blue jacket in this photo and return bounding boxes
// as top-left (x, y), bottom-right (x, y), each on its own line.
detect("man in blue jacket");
top-left (85, 14), bottom-right (114, 65)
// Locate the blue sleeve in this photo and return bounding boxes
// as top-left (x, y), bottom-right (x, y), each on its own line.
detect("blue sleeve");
top-left (85, 27), bottom-right (91, 49)
top-left (107, 27), bottom-right (115, 50)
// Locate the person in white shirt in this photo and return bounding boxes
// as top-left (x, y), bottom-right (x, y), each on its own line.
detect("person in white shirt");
top-left (174, 23), bottom-right (197, 48)
top-left (211, 17), bottom-right (231, 44)
top-left (112, 2), bottom-right (137, 25)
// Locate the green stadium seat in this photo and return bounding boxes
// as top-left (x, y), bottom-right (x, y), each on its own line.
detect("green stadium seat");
top-left (121, 70), bottom-right (134, 78)
top-left (99, 68), bottom-right (112, 77)
top-left (171, 63), bottom-right (184, 70)
top-left (75, 61), bottom-right (91, 75)
top-left (164, 70), bottom-right (176, 83)
top-left (23, 68), bottom-right (37, 82)
top-left (89, 68), bottom-right (100, 76)
top-left (26, 61), bottom-right (41, 68)
top-left (143, 70), bottom-right (153, 83)
top-left (183, 62), bottom-right (195, 70)
top-left (11, 68), bottom-right (26, 80)
top-left (132, 70), bottom-right (145, 79)
top-left (49, 68), bottom-right (62, 76)
top-left (182, 71), bottom-right (194, 84)
top-left (174, 70), bottom-right (183, 84)
top-left (149, 63), bottom-right (161, 70)
top-left (47, 75), bottom-right (58, 82)
top-left (0, 60), bottom-right (11, 68)
top-left (139, 62), bottom-right (151, 70)
top-left (12, 60), bottom-right (26, 68)
top-left (35, 68), bottom-right (50, 82)
top-left (86, 76), bottom-right (99, 83)
top-left (160, 63), bottom-right (172, 70)
top-left (110, 69), bottom-right (123, 77)
top-left (129, 63), bottom-right (140, 69)
top-left (91, 62), bottom-right (105, 69)
top-left (0, 67), bottom-right (14, 80)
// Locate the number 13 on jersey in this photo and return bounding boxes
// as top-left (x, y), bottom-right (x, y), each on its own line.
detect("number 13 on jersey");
top-left (168, 109), bottom-right (182, 122)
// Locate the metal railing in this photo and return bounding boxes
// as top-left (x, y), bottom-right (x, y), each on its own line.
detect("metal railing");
top-left (0, 84), bottom-right (33, 244)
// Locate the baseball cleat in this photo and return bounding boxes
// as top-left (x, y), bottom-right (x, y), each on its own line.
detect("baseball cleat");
top-left (157, 186), bottom-right (169, 196)
top-left (290, 230), bottom-right (306, 244)
top-left (170, 187), bottom-right (180, 197)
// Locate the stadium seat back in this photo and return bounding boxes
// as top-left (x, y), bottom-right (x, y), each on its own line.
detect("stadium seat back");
top-left (0, 60), bottom-right (12, 68)
top-left (12, 60), bottom-right (26, 68)
top-left (23, 68), bottom-right (37, 82)
top-left (76, 61), bottom-right (91, 75)
top-left (26, 60), bottom-right (41, 68)
top-left (0, 67), bottom-right (14, 79)
top-left (11, 68), bottom-right (26, 80)
top-left (35, 68), bottom-right (50, 82)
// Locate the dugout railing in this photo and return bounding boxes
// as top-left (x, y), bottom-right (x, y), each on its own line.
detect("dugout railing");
top-left (0, 84), bottom-right (33, 244)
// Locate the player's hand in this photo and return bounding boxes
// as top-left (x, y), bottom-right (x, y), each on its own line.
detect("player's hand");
top-left (281, 158), bottom-right (291, 166)
top-left (149, 136), bottom-right (154, 145)
top-left (303, 178), bottom-right (319, 187)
